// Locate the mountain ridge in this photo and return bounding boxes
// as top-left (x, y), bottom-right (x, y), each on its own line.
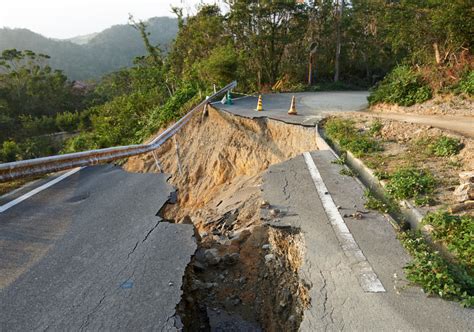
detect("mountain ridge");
top-left (0, 17), bottom-right (178, 80)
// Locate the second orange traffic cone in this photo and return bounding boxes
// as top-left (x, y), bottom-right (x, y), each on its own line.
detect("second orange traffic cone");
top-left (288, 96), bottom-right (297, 115)
top-left (255, 95), bottom-right (263, 112)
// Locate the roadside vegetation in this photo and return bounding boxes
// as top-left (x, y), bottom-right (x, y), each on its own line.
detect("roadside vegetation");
top-left (323, 116), bottom-right (473, 307)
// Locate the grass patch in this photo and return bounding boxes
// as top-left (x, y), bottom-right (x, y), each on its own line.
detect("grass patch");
top-left (428, 136), bottom-right (463, 157)
top-left (399, 231), bottom-right (474, 307)
top-left (325, 118), bottom-right (383, 157)
top-left (386, 167), bottom-right (436, 200)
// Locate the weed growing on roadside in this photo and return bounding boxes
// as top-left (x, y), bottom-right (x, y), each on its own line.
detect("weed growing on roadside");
top-left (423, 211), bottom-right (474, 270)
top-left (325, 118), bottom-right (383, 157)
top-left (386, 167), bottom-right (436, 200)
top-left (414, 195), bottom-right (436, 207)
top-left (428, 136), bottom-right (463, 157)
top-left (364, 190), bottom-right (390, 213)
top-left (331, 154), bottom-right (347, 165)
top-left (374, 170), bottom-right (390, 180)
top-left (339, 167), bottom-right (356, 177)
top-left (369, 120), bottom-right (383, 137)
top-left (399, 230), bottom-right (474, 307)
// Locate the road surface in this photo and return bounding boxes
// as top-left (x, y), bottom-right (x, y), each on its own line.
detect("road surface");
top-left (352, 111), bottom-right (474, 138)
top-left (216, 91), bottom-right (369, 126)
top-left (0, 165), bottom-right (196, 331)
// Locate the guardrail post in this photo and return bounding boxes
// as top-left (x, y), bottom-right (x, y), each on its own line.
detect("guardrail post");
top-left (201, 103), bottom-right (209, 122)
top-left (173, 136), bottom-right (183, 176)
top-left (151, 150), bottom-right (162, 172)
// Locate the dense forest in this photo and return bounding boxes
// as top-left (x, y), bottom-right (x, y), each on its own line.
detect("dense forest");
top-left (0, 17), bottom-right (178, 80)
top-left (0, 0), bottom-right (473, 163)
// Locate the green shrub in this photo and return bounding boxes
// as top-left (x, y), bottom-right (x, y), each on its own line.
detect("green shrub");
top-left (19, 115), bottom-right (57, 137)
top-left (423, 211), bottom-right (474, 270)
top-left (386, 167), bottom-right (436, 200)
top-left (55, 111), bottom-right (80, 132)
top-left (19, 137), bottom-right (57, 159)
top-left (400, 231), bottom-right (474, 307)
top-left (62, 133), bottom-right (101, 153)
top-left (0, 140), bottom-right (20, 162)
top-left (429, 136), bottom-right (463, 157)
top-left (142, 85), bottom-right (197, 137)
top-left (368, 65), bottom-right (432, 106)
top-left (458, 71), bottom-right (474, 95)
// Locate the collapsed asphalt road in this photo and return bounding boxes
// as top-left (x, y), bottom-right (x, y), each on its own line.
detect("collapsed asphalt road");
top-left (0, 165), bottom-right (196, 331)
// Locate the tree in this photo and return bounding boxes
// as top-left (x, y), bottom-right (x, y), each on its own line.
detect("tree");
top-left (226, 0), bottom-right (308, 89)
top-left (0, 49), bottom-right (76, 117)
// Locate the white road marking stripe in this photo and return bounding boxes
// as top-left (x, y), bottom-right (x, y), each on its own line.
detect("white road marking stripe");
top-left (303, 152), bottom-right (385, 293)
top-left (0, 167), bottom-right (84, 213)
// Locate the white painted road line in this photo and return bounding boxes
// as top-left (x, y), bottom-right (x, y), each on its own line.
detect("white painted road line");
top-left (303, 152), bottom-right (385, 293)
top-left (0, 167), bottom-right (84, 213)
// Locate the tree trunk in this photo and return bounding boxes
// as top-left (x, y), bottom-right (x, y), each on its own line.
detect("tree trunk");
top-left (334, 0), bottom-right (344, 82)
top-left (433, 42), bottom-right (441, 65)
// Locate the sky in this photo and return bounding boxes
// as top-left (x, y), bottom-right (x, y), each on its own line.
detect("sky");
top-left (1, 0), bottom-right (220, 39)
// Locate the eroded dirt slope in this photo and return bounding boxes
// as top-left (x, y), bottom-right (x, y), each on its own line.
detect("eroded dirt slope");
top-left (125, 106), bottom-right (317, 330)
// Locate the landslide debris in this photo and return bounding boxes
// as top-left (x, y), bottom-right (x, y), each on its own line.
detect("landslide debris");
top-left (125, 106), bottom-right (317, 330)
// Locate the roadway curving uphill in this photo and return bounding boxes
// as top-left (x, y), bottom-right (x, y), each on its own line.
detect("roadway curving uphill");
top-left (0, 165), bottom-right (196, 331)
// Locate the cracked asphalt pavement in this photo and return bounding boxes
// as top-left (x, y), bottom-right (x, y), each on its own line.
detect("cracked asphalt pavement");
top-left (262, 151), bottom-right (474, 331)
top-left (0, 165), bottom-right (196, 331)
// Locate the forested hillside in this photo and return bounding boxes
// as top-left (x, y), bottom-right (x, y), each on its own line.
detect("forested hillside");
top-left (0, 17), bottom-right (178, 80)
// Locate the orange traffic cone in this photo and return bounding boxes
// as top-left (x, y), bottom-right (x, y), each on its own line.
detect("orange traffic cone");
top-left (288, 96), bottom-right (297, 115)
top-left (255, 95), bottom-right (263, 112)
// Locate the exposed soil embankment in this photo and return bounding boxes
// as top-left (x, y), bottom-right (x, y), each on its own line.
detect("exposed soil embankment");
top-left (125, 106), bottom-right (317, 330)
top-left (371, 95), bottom-right (473, 117)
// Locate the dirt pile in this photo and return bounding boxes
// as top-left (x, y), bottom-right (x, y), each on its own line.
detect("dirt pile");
top-left (125, 106), bottom-right (317, 330)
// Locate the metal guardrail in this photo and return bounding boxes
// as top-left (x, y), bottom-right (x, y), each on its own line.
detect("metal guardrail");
top-left (0, 81), bottom-right (237, 182)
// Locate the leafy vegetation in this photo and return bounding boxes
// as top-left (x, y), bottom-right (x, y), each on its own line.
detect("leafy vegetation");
top-left (428, 136), bottom-right (464, 157)
top-left (458, 71), bottom-right (474, 95)
top-left (386, 167), bottom-right (436, 200)
top-left (339, 167), bottom-right (356, 177)
top-left (399, 231), bottom-right (474, 307)
top-left (423, 211), bottom-right (474, 270)
top-left (324, 118), bottom-right (383, 157)
top-left (364, 190), bottom-right (389, 214)
top-left (369, 120), bottom-right (383, 137)
top-left (368, 66), bottom-right (432, 106)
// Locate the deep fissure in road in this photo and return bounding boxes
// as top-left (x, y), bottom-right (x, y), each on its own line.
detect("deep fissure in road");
top-left (126, 107), bottom-right (317, 330)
